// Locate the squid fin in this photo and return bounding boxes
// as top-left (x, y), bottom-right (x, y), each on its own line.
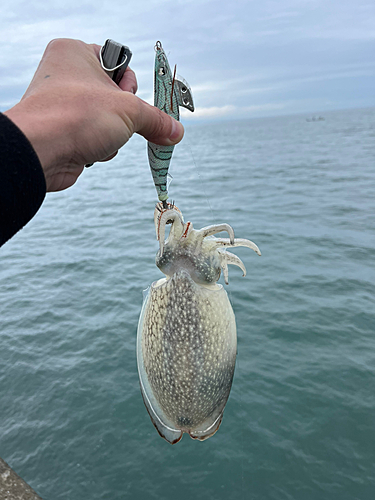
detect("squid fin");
top-left (188, 412), bottom-right (224, 441)
top-left (139, 383), bottom-right (183, 444)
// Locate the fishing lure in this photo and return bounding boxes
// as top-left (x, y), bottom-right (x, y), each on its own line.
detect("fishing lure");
top-left (137, 203), bottom-right (261, 443)
top-left (148, 41), bottom-right (194, 204)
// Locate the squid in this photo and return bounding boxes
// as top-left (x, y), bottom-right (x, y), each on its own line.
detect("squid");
top-left (137, 203), bottom-right (261, 444)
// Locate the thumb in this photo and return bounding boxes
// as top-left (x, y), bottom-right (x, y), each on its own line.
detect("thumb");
top-left (123, 94), bottom-right (184, 146)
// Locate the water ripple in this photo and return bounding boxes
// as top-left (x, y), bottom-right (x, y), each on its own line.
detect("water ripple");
top-left (1, 108), bottom-right (375, 500)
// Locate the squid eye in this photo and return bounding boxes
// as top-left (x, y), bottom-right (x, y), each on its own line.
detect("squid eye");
top-left (158, 67), bottom-right (166, 76)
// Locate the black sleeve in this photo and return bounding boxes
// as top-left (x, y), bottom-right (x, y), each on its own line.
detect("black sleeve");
top-left (0, 112), bottom-right (46, 247)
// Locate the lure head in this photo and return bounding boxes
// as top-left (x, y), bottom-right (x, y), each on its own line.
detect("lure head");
top-left (153, 203), bottom-right (261, 286)
top-left (154, 41), bottom-right (173, 85)
top-left (153, 41), bottom-right (178, 120)
top-left (153, 40), bottom-right (195, 119)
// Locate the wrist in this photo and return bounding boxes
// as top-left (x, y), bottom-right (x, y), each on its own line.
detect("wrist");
top-left (5, 97), bottom-right (70, 184)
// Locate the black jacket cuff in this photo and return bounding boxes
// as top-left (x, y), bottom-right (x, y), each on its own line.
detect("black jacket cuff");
top-left (0, 112), bottom-right (46, 247)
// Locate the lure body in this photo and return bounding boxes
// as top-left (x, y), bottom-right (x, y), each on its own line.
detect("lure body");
top-left (137, 203), bottom-right (261, 443)
top-left (148, 42), bottom-right (194, 202)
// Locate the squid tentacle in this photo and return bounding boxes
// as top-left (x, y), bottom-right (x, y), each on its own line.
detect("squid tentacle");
top-left (199, 224), bottom-right (235, 244)
top-left (155, 204), bottom-right (184, 256)
top-left (214, 238), bottom-right (261, 256)
top-left (218, 249), bottom-right (247, 284)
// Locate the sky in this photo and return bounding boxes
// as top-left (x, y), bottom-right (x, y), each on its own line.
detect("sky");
top-left (0, 0), bottom-right (374, 121)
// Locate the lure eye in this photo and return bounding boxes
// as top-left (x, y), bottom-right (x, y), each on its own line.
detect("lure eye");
top-left (181, 86), bottom-right (187, 93)
top-left (158, 67), bottom-right (166, 76)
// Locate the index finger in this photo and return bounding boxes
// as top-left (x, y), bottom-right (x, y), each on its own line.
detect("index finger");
top-left (118, 67), bottom-right (138, 94)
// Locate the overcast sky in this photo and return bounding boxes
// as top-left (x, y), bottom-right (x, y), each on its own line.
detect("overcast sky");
top-left (0, 0), bottom-right (374, 121)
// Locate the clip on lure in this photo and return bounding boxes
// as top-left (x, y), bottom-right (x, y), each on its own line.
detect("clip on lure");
top-left (85, 39), bottom-right (132, 168)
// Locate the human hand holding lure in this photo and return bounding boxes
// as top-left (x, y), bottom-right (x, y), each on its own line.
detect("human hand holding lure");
top-left (4, 38), bottom-right (184, 193)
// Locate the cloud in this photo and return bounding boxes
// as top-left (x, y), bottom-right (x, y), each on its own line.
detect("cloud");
top-left (0, 0), bottom-right (374, 117)
top-left (181, 103), bottom-right (286, 120)
top-left (181, 105), bottom-right (236, 119)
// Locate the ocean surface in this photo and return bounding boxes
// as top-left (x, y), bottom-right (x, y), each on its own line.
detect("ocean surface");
top-left (1, 107), bottom-right (374, 500)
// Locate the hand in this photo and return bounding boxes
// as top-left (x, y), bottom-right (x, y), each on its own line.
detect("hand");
top-left (4, 38), bottom-right (184, 192)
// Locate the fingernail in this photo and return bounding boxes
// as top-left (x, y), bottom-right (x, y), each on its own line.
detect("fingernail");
top-left (169, 118), bottom-right (184, 141)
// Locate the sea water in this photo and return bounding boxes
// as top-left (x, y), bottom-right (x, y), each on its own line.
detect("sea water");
top-left (0, 107), bottom-right (374, 499)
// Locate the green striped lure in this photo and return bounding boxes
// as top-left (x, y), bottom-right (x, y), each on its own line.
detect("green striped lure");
top-left (148, 41), bottom-right (194, 204)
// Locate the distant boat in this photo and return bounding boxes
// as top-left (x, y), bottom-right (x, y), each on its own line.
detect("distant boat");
top-left (306, 116), bottom-right (325, 122)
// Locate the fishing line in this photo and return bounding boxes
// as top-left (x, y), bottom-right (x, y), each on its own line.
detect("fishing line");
top-left (185, 138), bottom-right (216, 224)
top-left (187, 127), bottom-right (246, 498)
top-left (186, 131), bottom-right (247, 496)
top-left (227, 287), bottom-right (247, 500)
top-left (184, 122), bottom-right (247, 500)
top-left (239, 335), bottom-right (246, 500)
